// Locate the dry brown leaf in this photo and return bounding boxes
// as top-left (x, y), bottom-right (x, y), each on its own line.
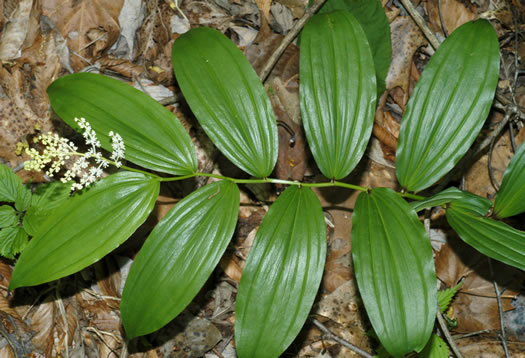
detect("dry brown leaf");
top-left (98, 57), bottom-right (145, 78)
top-left (435, 235), bottom-right (524, 332)
top-left (464, 115), bottom-right (525, 198)
top-left (136, 0), bottom-right (172, 65)
top-left (386, 15), bottom-right (426, 105)
top-left (0, 66), bottom-right (52, 168)
top-left (455, 333), bottom-right (525, 357)
top-left (255, 0), bottom-right (273, 40)
top-left (0, 0), bottom-right (33, 60)
top-left (30, 297), bottom-right (56, 352)
top-left (425, 0), bottom-right (476, 37)
top-left (42, 0), bottom-right (124, 71)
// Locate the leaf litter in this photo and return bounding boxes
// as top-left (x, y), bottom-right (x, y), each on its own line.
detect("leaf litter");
top-left (0, 0), bottom-right (524, 356)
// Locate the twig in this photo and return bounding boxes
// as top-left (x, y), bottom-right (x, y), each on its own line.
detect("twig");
top-left (435, 307), bottom-right (464, 358)
top-left (437, 0), bottom-right (448, 38)
top-left (119, 339), bottom-right (128, 358)
top-left (398, 0), bottom-right (441, 50)
top-left (487, 135), bottom-right (500, 190)
top-left (452, 330), bottom-right (490, 339)
top-left (487, 258), bottom-right (510, 357)
top-left (312, 318), bottom-right (373, 358)
top-left (259, 0), bottom-right (328, 83)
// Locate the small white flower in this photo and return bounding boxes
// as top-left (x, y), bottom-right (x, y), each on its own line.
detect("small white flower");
top-left (24, 117), bottom-right (126, 192)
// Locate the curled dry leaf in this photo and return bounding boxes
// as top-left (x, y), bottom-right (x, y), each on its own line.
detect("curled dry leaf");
top-left (425, 0), bottom-right (476, 37)
top-left (435, 235), bottom-right (523, 332)
top-left (41, 0), bottom-right (124, 71)
top-left (386, 15), bottom-right (426, 105)
top-left (0, 0), bottom-right (33, 60)
top-left (30, 297), bottom-right (56, 352)
top-left (98, 57), bottom-right (145, 78)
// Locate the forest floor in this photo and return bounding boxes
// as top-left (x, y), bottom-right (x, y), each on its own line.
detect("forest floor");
top-left (0, 0), bottom-right (524, 357)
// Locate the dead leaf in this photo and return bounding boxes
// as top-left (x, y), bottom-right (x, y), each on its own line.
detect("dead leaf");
top-left (435, 234), bottom-right (523, 332)
top-left (30, 297), bottom-right (56, 352)
top-left (455, 333), bottom-right (525, 357)
top-left (425, 0), bottom-right (476, 37)
top-left (0, 0), bottom-right (33, 60)
top-left (41, 0), bottom-right (124, 70)
top-left (386, 15), bottom-right (426, 105)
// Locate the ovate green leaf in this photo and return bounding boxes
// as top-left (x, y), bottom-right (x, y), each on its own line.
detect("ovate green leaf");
top-left (0, 206), bottom-right (18, 228)
top-left (172, 27), bottom-right (278, 178)
top-left (396, 20), bottom-right (499, 192)
top-left (318, 0), bottom-right (391, 96)
top-left (0, 227), bottom-right (28, 259)
top-left (352, 188), bottom-right (436, 357)
top-left (9, 172), bottom-right (159, 289)
top-left (235, 186), bottom-right (326, 358)
top-left (420, 334), bottom-right (450, 358)
top-left (300, 11), bottom-right (376, 180)
top-left (446, 203), bottom-right (525, 271)
top-left (48, 73), bottom-right (197, 175)
top-left (494, 141), bottom-right (525, 218)
top-left (121, 180), bottom-right (239, 339)
top-left (410, 187), bottom-right (492, 215)
top-left (0, 164), bottom-right (31, 211)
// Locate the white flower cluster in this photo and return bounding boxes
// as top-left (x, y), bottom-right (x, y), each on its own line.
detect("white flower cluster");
top-left (24, 117), bottom-right (125, 191)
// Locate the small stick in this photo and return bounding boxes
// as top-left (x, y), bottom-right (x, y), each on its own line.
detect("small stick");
top-left (435, 307), bottom-right (464, 358)
top-left (453, 330), bottom-right (490, 339)
top-left (312, 318), bottom-right (374, 358)
top-left (398, 0), bottom-right (441, 50)
top-left (487, 258), bottom-right (510, 357)
top-left (259, 0), bottom-right (328, 83)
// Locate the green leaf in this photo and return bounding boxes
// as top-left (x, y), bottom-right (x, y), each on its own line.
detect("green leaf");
top-left (235, 186), bottom-right (326, 358)
top-left (0, 227), bottom-right (28, 259)
top-left (420, 334), bottom-right (450, 358)
top-left (410, 187), bottom-right (492, 215)
top-left (351, 188), bottom-right (436, 357)
top-left (446, 203), bottom-right (525, 271)
top-left (0, 206), bottom-right (18, 228)
top-left (0, 164), bottom-right (31, 211)
top-left (396, 20), bottom-right (499, 192)
top-left (437, 282), bottom-right (462, 313)
top-left (121, 180), bottom-right (239, 338)
top-left (494, 141), bottom-right (525, 218)
top-left (48, 73), bottom-right (197, 175)
top-left (23, 181), bottom-right (72, 236)
top-left (9, 172), bottom-right (159, 290)
top-left (172, 27), bottom-right (278, 178)
top-left (318, 0), bottom-right (391, 96)
top-left (300, 11), bottom-right (377, 180)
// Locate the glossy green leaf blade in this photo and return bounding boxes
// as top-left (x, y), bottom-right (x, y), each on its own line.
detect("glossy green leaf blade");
top-left (396, 20), bottom-right (499, 192)
top-left (318, 0), bottom-right (391, 96)
top-left (172, 27), bottom-right (278, 178)
top-left (352, 188), bottom-right (436, 356)
top-left (446, 204), bottom-right (525, 271)
top-left (410, 187), bottom-right (492, 215)
top-left (9, 172), bottom-right (159, 289)
top-left (121, 180), bottom-right (240, 338)
top-left (235, 186), bottom-right (326, 358)
top-left (300, 11), bottom-right (377, 180)
top-left (494, 141), bottom-right (525, 218)
top-left (48, 73), bottom-right (197, 175)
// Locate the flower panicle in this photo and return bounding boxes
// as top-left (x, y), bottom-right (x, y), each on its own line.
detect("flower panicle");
top-left (24, 117), bottom-right (126, 192)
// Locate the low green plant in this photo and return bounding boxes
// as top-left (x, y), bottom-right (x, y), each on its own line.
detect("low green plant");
top-left (4, 3), bottom-right (524, 358)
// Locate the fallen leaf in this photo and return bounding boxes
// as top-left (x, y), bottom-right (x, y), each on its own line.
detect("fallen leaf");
top-left (386, 15), bottom-right (426, 105)
top-left (41, 0), bottom-right (124, 71)
top-left (0, 0), bottom-right (33, 60)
